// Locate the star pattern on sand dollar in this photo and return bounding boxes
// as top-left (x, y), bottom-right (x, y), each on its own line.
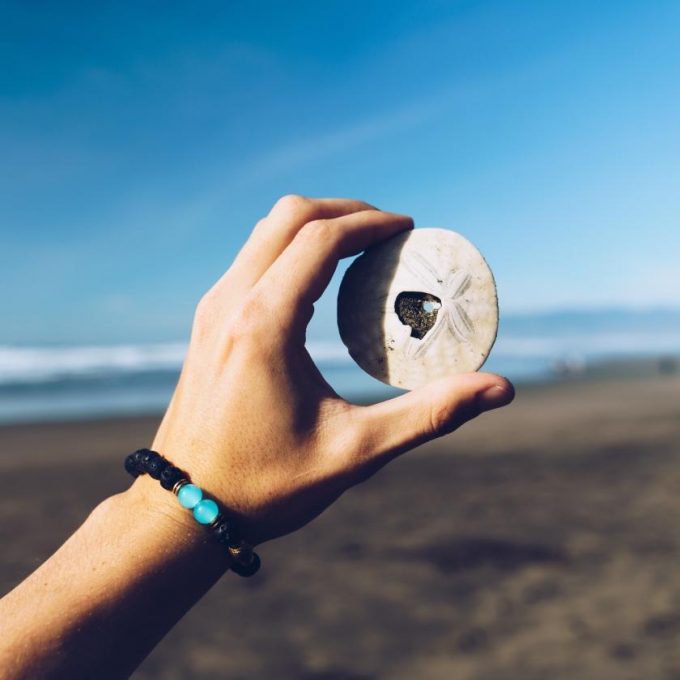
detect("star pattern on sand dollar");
top-left (401, 251), bottom-right (475, 358)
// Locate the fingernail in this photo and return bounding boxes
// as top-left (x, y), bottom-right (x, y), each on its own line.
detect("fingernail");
top-left (476, 384), bottom-right (515, 412)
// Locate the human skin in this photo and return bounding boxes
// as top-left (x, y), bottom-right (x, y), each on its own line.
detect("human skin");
top-left (0, 196), bottom-right (514, 678)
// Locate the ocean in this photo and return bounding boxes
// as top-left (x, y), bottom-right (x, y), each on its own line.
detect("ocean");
top-left (1, 309), bottom-right (679, 424)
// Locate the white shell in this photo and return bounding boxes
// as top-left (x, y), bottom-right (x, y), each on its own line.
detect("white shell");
top-left (337, 228), bottom-right (498, 390)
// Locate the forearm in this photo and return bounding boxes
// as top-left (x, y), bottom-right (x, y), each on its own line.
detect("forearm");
top-left (0, 476), bottom-right (231, 679)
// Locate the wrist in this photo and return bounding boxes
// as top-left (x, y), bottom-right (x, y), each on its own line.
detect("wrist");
top-left (121, 475), bottom-right (233, 569)
top-left (122, 450), bottom-right (261, 577)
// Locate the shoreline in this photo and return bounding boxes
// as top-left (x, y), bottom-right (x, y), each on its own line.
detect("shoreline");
top-left (1, 353), bottom-right (678, 428)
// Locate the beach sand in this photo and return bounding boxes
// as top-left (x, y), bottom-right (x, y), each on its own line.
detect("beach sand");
top-left (1, 375), bottom-right (680, 679)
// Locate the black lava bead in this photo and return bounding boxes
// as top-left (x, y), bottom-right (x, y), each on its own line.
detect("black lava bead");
top-left (230, 552), bottom-right (261, 577)
top-left (124, 453), bottom-right (141, 477)
top-left (212, 520), bottom-right (231, 545)
top-left (132, 449), bottom-right (150, 468)
top-left (159, 465), bottom-right (185, 491)
top-left (140, 449), bottom-right (161, 470)
top-left (146, 456), bottom-right (169, 480)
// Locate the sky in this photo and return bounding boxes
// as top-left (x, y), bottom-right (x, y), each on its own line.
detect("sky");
top-left (1, 0), bottom-right (680, 345)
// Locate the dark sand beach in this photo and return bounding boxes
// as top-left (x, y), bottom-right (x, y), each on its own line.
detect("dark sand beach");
top-left (1, 374), bottom-right (680, 679)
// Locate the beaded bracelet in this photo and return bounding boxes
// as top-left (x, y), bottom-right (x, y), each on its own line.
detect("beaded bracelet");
top-left (124, 448), bottom-right (260, 577)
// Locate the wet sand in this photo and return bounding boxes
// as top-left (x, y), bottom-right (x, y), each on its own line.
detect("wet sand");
top-left (1, 375), bottom-right (680, 679)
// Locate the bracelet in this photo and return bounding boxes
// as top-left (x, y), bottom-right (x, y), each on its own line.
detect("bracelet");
top-left (124, 448), bottom-right (261, 577)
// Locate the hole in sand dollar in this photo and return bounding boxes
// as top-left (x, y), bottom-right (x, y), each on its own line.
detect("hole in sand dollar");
top-left (395, 291), bottom-right (442, 340)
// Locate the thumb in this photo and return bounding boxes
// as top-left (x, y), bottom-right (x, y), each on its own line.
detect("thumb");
top-left (358, 372), bottom-right (514, 463)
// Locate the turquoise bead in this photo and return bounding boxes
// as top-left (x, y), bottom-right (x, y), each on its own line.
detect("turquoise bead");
top-left (193, 499), bottom-right (219, 525)
top-left (177, 483), bottom-right (202, 509)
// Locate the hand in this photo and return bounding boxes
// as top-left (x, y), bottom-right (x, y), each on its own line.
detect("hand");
top-left (143, 195), bottom-right (514, 545)
top-left (0, 196), bottom-right (515, 680)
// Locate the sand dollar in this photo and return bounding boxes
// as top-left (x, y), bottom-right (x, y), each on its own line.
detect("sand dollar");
top-left (337, 228), bottom-right (498, 390)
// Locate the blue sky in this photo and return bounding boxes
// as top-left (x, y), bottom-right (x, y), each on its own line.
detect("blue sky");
top-left (2, 0), bottom-right (680, 344)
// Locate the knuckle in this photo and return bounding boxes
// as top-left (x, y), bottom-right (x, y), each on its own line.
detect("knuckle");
top-left (270, 193), bottom-right (311, 219)
top-left (191, 293), bottom-right (220, 344)
top-left (193, 288), bottom-right (219, 326)
top-left (428, 393), bottom-right (478, 437)
top-left (297, 218), bottom-right (335, 245)
top-left (251, 217), bottom-right (268, 235)
top-left (227, 291), bottom-right (271, 339)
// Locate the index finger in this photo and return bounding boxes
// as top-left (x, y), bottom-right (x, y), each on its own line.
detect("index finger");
top-left (221, 195), bottom-right (377, 294)
top-left (254, 209), bottom-right (413, 331)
